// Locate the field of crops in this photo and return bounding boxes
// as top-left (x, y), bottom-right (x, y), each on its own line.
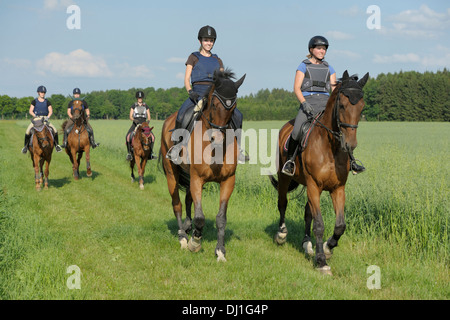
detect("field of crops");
top-left (0, 119), bottom-right (448, 300)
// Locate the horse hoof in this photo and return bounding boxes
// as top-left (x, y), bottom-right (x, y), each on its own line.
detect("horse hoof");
top-left (316, 265), bottom-right (332, 276)
top-left (180, 238), bottom-right (188, 250)
top-left (274, 231), bottom-right (287, 245)
top-left (216, 250), bottom-right (227, 262)
top-left (87, 172), bottom-right (92, 177)
top-left (303, 241), bottom-right (314, 256)
top-left (188, 236), bottom-right (202, 253)
top-left (323, 241), bottom-right (333, 260)
top-left (139, 184), bottom-right (144, 190)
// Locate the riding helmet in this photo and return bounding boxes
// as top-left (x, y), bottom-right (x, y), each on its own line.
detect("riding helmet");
top-left (136, 91), bottom-right (144, 99)
top-left (198, 25), bottom-right (217, 41)
top-left (37, 85), bottom-right (47, 93)
top-left (73, 88), bottom-right (81, 95)
top-left (308, 36), bottom-right (329, 50)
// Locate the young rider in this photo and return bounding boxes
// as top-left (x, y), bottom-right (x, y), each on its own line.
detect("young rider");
top-left (21, 85), bottom-right (62, 153)
top-left (126, 91), bottom-right (152, 161)
top-left (61, 88), bottom-right (100, 149)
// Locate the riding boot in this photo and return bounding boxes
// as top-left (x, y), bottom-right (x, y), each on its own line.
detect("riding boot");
top-left (61, 130), bottom-right (68, 148)
top-left (166, 114), bottom-right (195, 163)
top-left (54, 133), bottom-right (62, 152)
top-left (126, 141), bottom-right (133, 161)
top-left (87, 128), bottom-right (100, 148)
top-left (21, 133), bottom-right (31, 154)
top-left (281, 137), bottom-right (299, 176)
top-left (349, 151), bottom-right (365, 174)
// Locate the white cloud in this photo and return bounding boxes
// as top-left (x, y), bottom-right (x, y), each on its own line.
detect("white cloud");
top-left (373, 53), bottom-right (421, 64)
top-left (167, 57), bottom-right (186, 64)
top-left (325, 31), bottom-right (355, 41)
top-left (44, 0), bottom-right (74, 10)
top-left (381, 4), bottom-right (450, 38)
top-left (37, 49), bottom-right (113, 77)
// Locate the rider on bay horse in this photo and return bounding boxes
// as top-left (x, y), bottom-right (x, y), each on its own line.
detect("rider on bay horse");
top-left (165, 25), bottom-right (247, 164)
top-left (126, 90), bottom-right (154, 161)
top-left (60, 88), bottom-right (100, 149)
top-left (281, 36), bottom-right (365, 176)
top-left (21, 85), bottom-right (62, 154)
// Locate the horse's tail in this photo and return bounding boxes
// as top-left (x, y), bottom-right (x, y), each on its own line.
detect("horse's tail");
top-left (158, 148), bottom-right (190, 191)
top-left (61, 120), bottom-right (69, 133)
top-left (269, 175), bottom-right (301, 193)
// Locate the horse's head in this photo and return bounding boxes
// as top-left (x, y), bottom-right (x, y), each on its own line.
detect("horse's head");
top-left (71, 99), bottom-right (85, 121)
top-left (202, 69), bottom-right (246, 144)
top-left (32, 119), bottom-right (52, 149)
top-left (137, 122), bottom-right (153, 151)
top-left (333, 70), bottom-right (369, 151)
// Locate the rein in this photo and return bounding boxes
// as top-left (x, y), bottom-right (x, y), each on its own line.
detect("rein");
top-left (314, 87), bottom-right (362, 151)
top-left (198, 90), bottom-right (236, 132)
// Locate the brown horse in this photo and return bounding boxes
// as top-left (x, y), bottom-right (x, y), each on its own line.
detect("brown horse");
top-left (129, 121), bottom-right (155, 190)
top-left (270, 71), bottom-right (369, 275)
top-left (160, 69), bottom-right (245, 261)
top-left (62, 99), bottom-right (91, 180)
top-left (28, 118), bottom-right (54, 190)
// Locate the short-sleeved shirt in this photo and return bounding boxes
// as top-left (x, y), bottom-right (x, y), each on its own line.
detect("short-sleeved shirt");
top-left (297, 61), bottom-right (336, 96)
top-left (186, 53), bottom-right (224, 69)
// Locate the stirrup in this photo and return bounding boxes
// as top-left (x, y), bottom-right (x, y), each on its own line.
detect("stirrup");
top-left (21, 147), bottom-right (28, 154)
top-left (55, 145), bottom-right (62, 152)
top-left (166, 144), bottom-right (182, 163)
top-left (351, 159), bottom-right (365, 175)
top-left (126, 153), bottom-right (133, 161)
top-left (281, 160), bottom-right (296, 176)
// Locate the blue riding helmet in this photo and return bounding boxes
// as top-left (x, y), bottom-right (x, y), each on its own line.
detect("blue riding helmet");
top-left (37, 85), bottom-right (47, 93)
top-left (73, 88), bottom-right (81, 94)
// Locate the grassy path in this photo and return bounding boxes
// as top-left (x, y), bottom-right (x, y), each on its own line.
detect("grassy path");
top-left (0, 120), bottom-right (448, 300)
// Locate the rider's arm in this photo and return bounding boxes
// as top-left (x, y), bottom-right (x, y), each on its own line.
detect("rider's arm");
top-left (294, 70), bottom-right (306, 104)
top-left (146, 109), bottom-right (151, 121)
top-left (129, 108), bottom-right (134, 121)
top-left (330, 72), bottom-right (337, 92)
top-left (184, 64), bottom-right (193, 93)
top-left (29, 104), bottom-right (35, 117)
top-left (47, 105), bottom-right (53, 118)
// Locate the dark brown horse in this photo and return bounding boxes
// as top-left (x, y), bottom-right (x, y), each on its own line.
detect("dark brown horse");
top-left (160, 69), bottom-right (245, 261)
top-left (270, 71), bottom-right (369, 275)
top-left (129, 121), bottom-right (155, 190)
top-left (28, 118), bottom-right (54, 190)
top-left (62, 99), bottom-right (91, 180)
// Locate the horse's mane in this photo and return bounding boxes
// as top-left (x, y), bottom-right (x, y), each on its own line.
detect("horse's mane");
top-left (214, 68), bottom-right (236, 83)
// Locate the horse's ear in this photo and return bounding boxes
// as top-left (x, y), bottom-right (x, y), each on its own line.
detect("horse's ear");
top-left (342, 70), bottom-right (349, 80)
top-left (358, 72), bottom-right (370, 88)
top-left (234, 74), bottom-right (246, 90)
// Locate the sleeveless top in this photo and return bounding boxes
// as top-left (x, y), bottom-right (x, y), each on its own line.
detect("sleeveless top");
top-left (190, 51), bottom-right (221, 84)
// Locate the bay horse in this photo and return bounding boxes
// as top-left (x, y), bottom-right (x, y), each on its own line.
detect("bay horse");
top-left (28, 118), bottom-right (54, 191)
top-left (129, 121), bottom-right (155, 190)
top-left (62, 99), bottom-right (91, 180)
top-left (160, 69), bottom-right (245, 262)
top-left (270, 71), bottom-right (369, 275)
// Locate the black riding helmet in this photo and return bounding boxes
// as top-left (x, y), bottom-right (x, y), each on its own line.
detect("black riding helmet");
top-left (308, 36), bottom-right (329, 50)
top-left (198, 25), bottom-right (217, 41)
top-left (136, 91), bottom-right (144, 99)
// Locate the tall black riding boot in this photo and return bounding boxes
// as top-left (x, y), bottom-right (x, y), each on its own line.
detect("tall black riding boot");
top-left (281, 137), bottom-right (299, 176)
top-left (21, 134), bottom-right (31, 154)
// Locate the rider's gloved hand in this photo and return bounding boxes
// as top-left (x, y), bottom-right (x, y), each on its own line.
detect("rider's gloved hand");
top-left (188, 90), bottom-right (199, 102)
top-left (301, 101), bottom-right (314, 117)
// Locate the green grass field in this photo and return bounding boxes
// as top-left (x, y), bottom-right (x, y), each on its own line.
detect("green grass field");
top-left (0, 119), bottom-right (448, 300)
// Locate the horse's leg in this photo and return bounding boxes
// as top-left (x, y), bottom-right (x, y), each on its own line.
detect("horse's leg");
top-left (274, 173), bottom-right (290, 245)
top-left (165, 167), bottom-right (186, 248)
top-left (39, 158), bottom-right (44, 186)
top-left (188, 175), bottom-right (205, 253)
top-left (130, 157), bottom-right (136, 183)
top-left (307, 181), bottom-right (331, 275)
top-left (325, 187), bottom-right (346, 259)
top-left (215, 175), bottom-right (236, 262)
top-left (183, 189), bottom-right (193, 234)
top-left (33, 153), bottom-right (41, 191)
top-left (138, 157), bottom-right (147, 190)
top-left (77, 151), bottom-right (83, 178)
top-left (44, 157), bottom-right (50, 190)
top-left (302, 202), bottom-right (314, 256)
top-left (85, 146), bottom-right (92, 177)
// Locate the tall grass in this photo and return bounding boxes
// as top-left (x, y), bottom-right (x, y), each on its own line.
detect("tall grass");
top-left (0, 119), bottom-right (448, 299)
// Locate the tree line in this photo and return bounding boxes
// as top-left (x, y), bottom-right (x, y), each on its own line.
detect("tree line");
top-left (1, 70), bottom-right (448, 121)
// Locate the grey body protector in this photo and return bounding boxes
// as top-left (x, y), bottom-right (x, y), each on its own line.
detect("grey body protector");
top-left (133, 103), bottom-right (148, 120)
top-left (300, 59), bottom-right (331, 93)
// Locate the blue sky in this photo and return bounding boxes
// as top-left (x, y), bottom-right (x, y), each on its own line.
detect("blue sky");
top-left (0, 0), bottom-right (449, 98)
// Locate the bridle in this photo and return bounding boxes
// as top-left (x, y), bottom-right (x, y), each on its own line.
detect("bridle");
top-left (198, 89), bottom-right (237, 132)
top-left (315, 85), bottom-right (363, 151)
